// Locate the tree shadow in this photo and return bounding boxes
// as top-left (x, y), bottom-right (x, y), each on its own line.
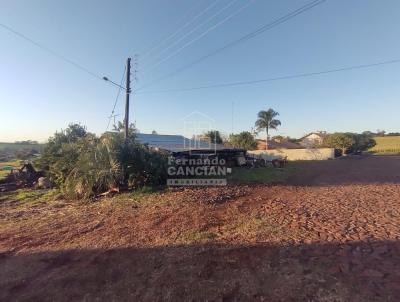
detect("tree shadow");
top-left (1, 240), bottom-right (400, 301)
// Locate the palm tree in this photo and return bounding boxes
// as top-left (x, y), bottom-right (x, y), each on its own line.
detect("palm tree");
top-left (255, 108), bottom-right (281, 150)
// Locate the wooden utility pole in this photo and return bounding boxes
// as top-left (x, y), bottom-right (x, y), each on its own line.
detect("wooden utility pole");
top-left (124, 57), bottom-right (131, 140)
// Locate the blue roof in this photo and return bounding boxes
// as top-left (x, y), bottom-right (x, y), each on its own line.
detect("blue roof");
top-left (136, 133), bottom-right (223, 152)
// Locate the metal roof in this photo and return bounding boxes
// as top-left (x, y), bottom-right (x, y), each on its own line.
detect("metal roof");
top-left (136, 133), bottom-right (224, 152)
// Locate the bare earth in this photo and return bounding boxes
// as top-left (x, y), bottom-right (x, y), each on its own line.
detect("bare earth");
top-left (1, 156), bottom-right (400, 301)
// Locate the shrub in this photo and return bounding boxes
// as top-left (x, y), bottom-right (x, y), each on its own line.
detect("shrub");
top-left (347, 132), bottom-right (376, 152)
top-left (37, 123), bottom-right (89, 186)
top-left (229, 131), bottom-right (257, 150)
top-left (40, 124), bottom-right (168, 199)
top-left (63, 135), bottom-right (123, 199)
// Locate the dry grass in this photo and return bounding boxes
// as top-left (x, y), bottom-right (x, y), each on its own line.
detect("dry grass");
top-left (1, 157), bottom-right (400, 301)
top-left (369, 136), bottom-right (400, 154)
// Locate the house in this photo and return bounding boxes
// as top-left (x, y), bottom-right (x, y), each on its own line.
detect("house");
top-left (300, 131), bottom-right (327, 148)
top-left (256, 138), bottom-right (302, 150)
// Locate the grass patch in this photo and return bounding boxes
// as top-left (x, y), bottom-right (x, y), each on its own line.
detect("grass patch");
top-left (228, 164), bottom-right (297, 184)
top-left (183, 230), bottom-right (218, 243)
top-left (369, 136), bottom-right (400, 155)
top-left (0, 188), bottom-right (62, 205)
top-left (0, 160), bottom-right (22, 180)
top-left (110, 186), bottom-right (164, 207)
top-left (221, 215), bottom-right (283, 239)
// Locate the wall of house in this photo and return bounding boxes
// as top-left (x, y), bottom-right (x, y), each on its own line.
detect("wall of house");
top-left (248, 148), bottom-right (335, 161)
top-left (300, 134), bottom-right (324, 147)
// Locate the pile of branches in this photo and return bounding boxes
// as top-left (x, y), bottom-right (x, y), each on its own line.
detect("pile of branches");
top-left (0, 163), bottom-right (44, 192)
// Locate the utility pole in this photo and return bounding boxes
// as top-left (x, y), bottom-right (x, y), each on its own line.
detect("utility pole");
top-left (124, 57), bottom-right (131, 140)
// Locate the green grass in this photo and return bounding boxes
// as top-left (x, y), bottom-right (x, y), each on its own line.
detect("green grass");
top-left (0, 142), bottom-right (43, 151)
top-left (0, 188), bottom-right (61, 205)
top-left (182, 230), bottom-right (218, 243)
top-left (228, 164), bottom-right (297, 184)
top-left (0, 160), bottom-right (22, 180)
top-left (369, 136), bottom-right (400, 155)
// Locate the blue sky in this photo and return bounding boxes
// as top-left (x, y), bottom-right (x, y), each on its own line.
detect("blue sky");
top-left (1, 0), bottom-right (399, 142)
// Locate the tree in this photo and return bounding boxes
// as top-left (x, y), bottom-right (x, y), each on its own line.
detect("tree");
top-left (229, 131), bottom-right (257, 150)
top-left (113, 121), bottom-right (137, 138)
top-left (347, 132), bottom-right (376, 152)
top-left (324, 133), bottom-right (355, 156)
top-left (151, 130), bottom-right (158, 135)
top-left (204, 130), bottom-right (223, 144)
top-left (37, 123), bottom-right (91, 185)
top-left (376, 129), bottom-right (386, 137)
top-left (387, 132), bottom-right (400, 136)
top-left (255, 108), bottom-right (281, 150)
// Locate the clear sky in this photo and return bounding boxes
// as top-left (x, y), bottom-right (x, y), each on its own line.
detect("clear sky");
top-left (1, 0), bottom-right (399, 142)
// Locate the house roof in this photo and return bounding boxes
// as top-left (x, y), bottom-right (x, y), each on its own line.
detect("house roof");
top-left (300, 131), bottom-right (328, 140)
top-left (136, 133), bottom-right (224, 152)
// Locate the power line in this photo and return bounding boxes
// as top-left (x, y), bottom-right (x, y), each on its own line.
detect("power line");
top-left (106, 66), bottom-right (127, 131)
top-left (0, 22), bottom-right (121, 88)
top-left (145, 0), bottom-right (256, 72)
top-left (141, 0), bottom-right (241, 69)
top-left (135, 59), bottom-right (400, 94)
top-left (136, 0), bottom-right (327, 91)
top-left (140, 0), bottom-right (220, 60)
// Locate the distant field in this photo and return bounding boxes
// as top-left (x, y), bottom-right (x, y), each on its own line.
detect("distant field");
top-left (0, 142), bottom-right (43, 151)
top-left (369, 136), bottom-right (400, 155)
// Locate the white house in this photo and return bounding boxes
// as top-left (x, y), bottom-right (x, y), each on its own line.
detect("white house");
top-left (300, 131), bottom-right (327, 148)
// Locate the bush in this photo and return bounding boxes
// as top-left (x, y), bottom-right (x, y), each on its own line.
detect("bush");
top-left (15, 148), bottom-right (39, 160)
top-left (40, 124), bottom-right (168, 199)
top-left (229, 131), bottom-right (257, 150)
top-left (346, 132), bottom-right (376, 153)
top-left (37, 123), bottom-right (90, 186)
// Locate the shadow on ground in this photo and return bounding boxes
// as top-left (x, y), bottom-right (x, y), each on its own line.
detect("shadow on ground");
top-left (286, 155), bottom-right (400, 186)
top-left (1, 240), bottom-right (400, 301)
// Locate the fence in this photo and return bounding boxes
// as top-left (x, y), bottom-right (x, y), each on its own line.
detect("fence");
top-left (248, 148), bottom-right (335, 161)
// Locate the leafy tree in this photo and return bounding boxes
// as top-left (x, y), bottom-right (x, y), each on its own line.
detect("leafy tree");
top-left (324, 133), bottom-right (355, 156)
top-left (255, 108), bottom-right (281, 150)
top-left (346, 132), bottom-right (376, 152)
top-left (151, 130), bottom-right (158, 135)
top-left (112, 121), bottom-right (137, 138)
top-left (15, 140), bottom-right (39, 145)
top-left (229, 131), bottom-right (257, 150)
top-left (376, 129), bottom-right (386, 137)
top-left (362, 131), bottom-right (374, 137)
top-left (38, 123), bottom-right (90, 185)
top-left (204, 130), bottom-right (223, 144)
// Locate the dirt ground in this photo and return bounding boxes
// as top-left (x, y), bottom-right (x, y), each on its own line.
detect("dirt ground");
top-left (1, 156), bottom-right (400, 301)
